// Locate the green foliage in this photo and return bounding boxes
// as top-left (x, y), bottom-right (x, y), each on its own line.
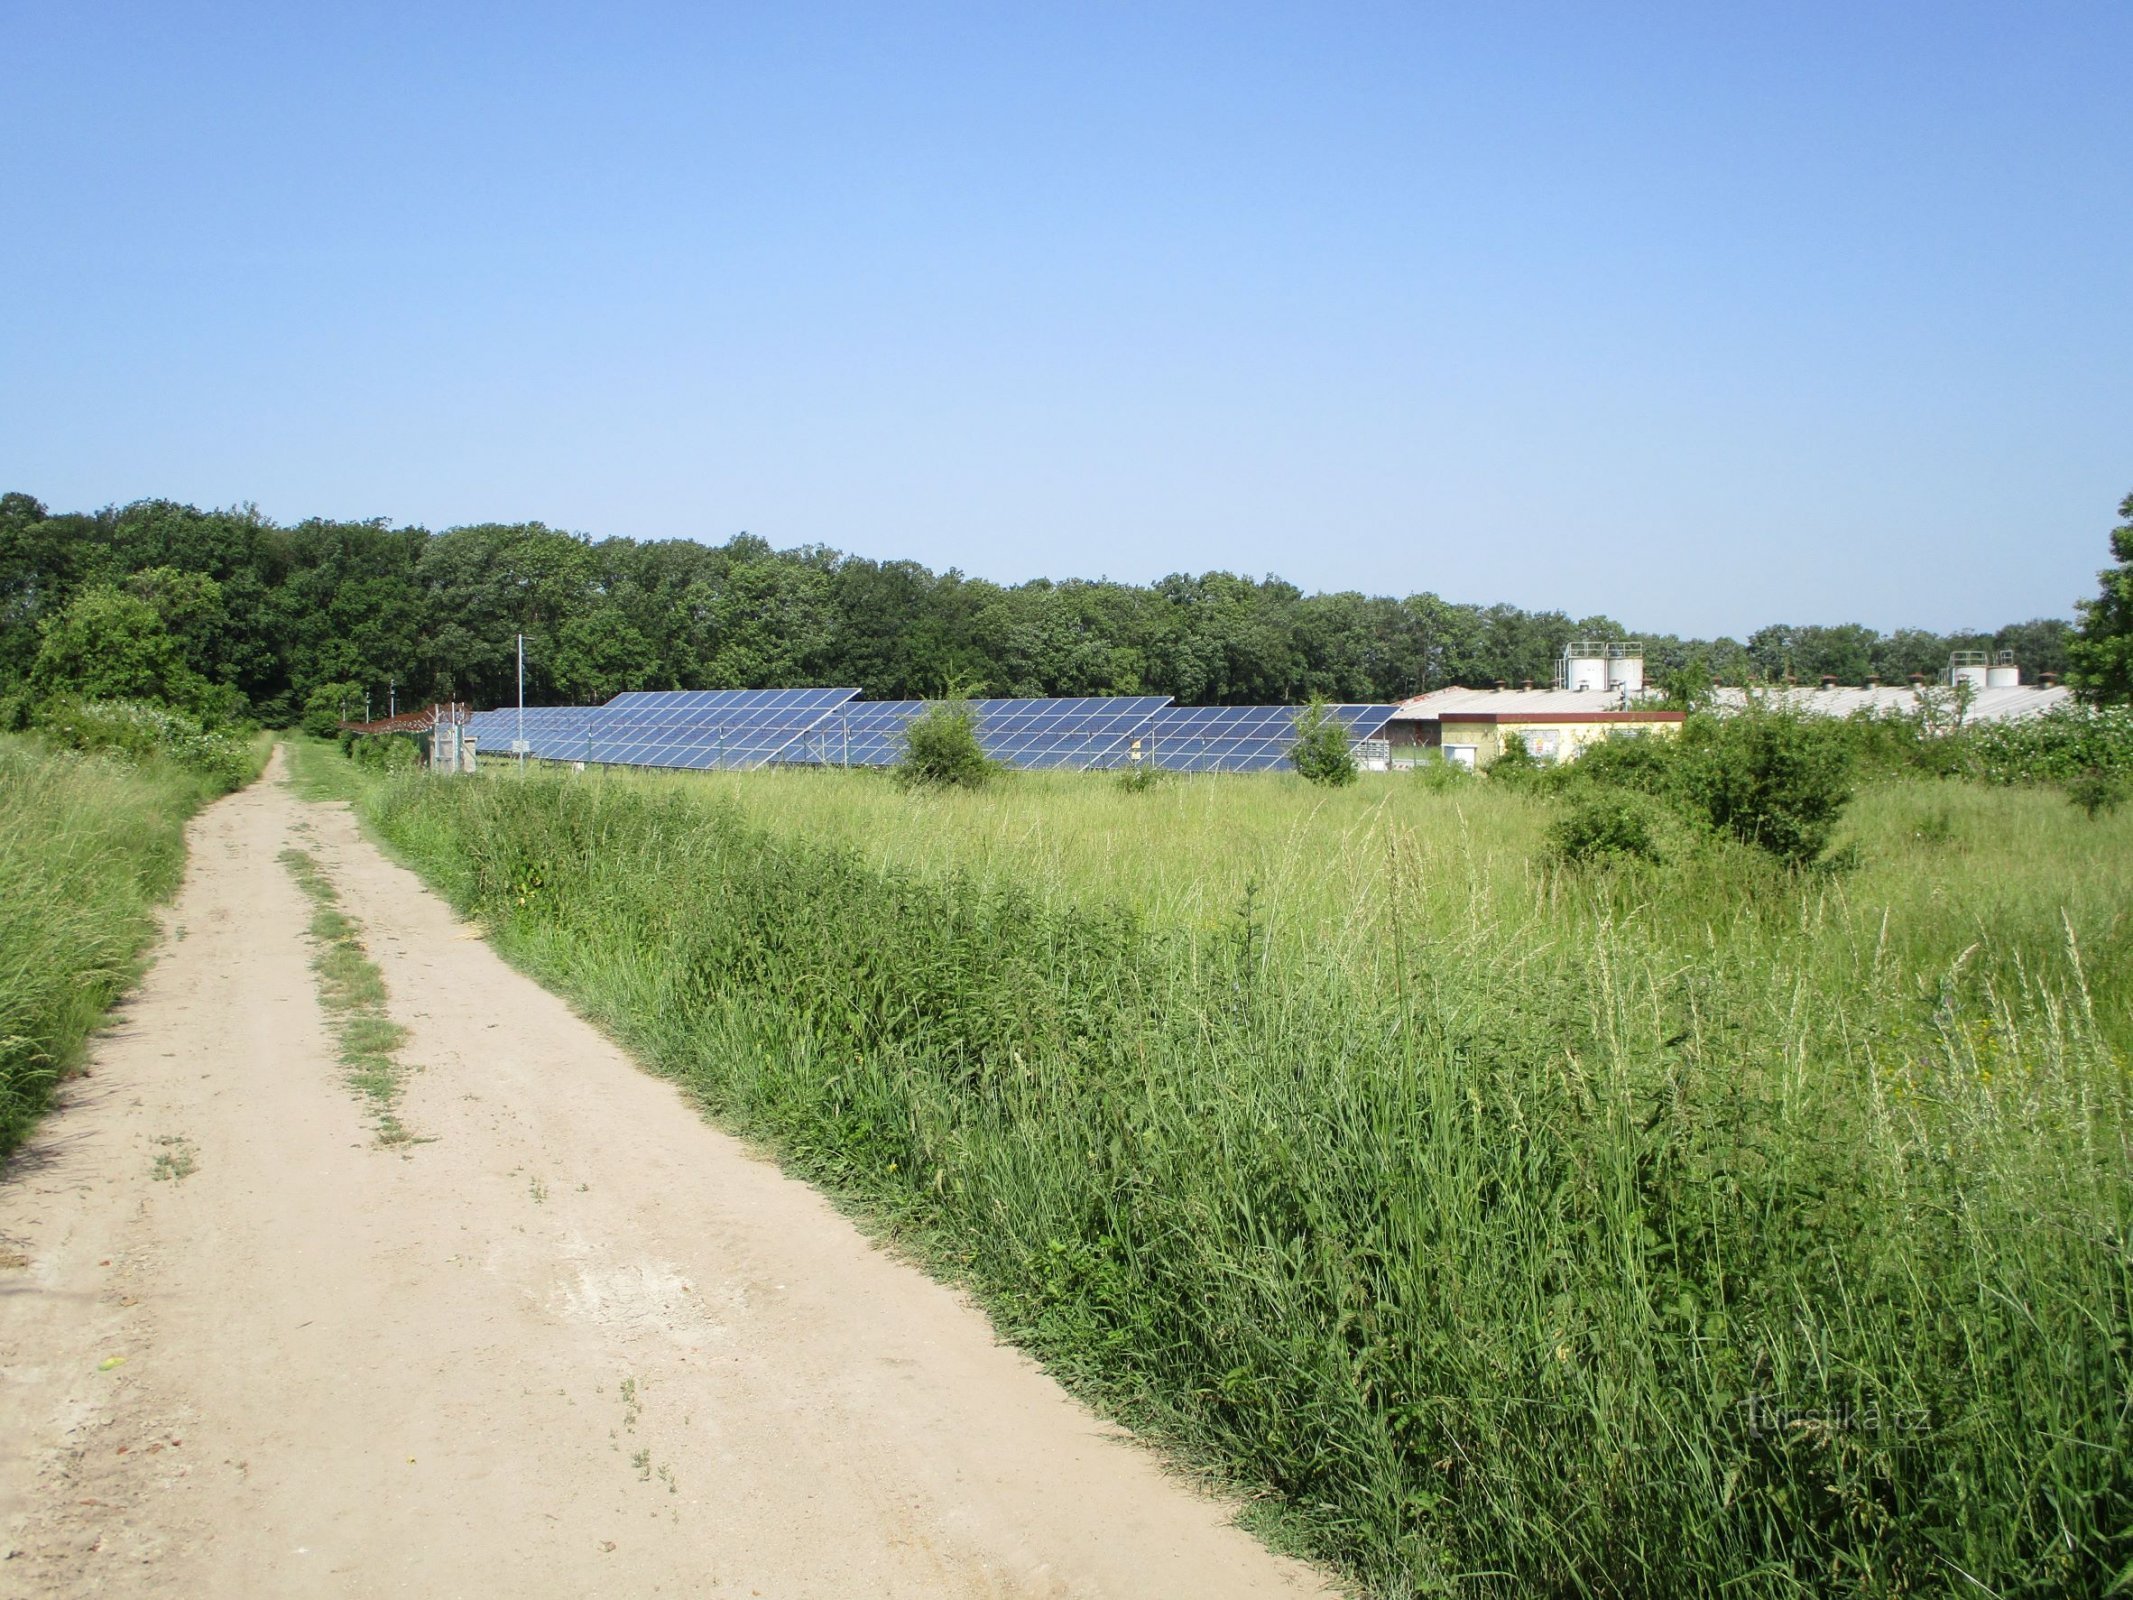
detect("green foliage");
top-left (1114, 760), bottom-right (1165, 794)
top-left (1962, 702), bottom-right (2133, 784)
top-left (1675, 706), bottom-right (1855, 865)
top-left (2066, 767), bottom-right (2126, 819)
top-left (1288, 700), bottom-right (1357, 786)
top-left (32, 586), bottom-right (202, 705)
top-left (1548, 789), bottom-right (1670, 865)
top-left (895, 701), bottom-right (997, 789)
top-left (33, 699), bottom-right (260, 792)
top-left (347, 732), bottom-right (421, 771)
top-left (0, 727), bottom-right (255, 1155)
top-left (1486, 730), bottom-right (1542, 788)
top-left (300, 680), bottom-right (365, 738)
top-left (2069, 489), bottom-right (2133, 703)
top-left (1567, 728), bottom-right (1679, 795)
top-left (0, 486), bottom-right (2086, 720)
top-left (357, 765), bottom-right (2133, 1599)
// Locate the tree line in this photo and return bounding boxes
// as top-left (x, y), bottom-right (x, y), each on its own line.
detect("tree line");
top-left (0, 488), bottom-right (2096, 726)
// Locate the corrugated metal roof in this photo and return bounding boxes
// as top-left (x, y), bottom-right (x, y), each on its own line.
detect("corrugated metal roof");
top-left (1392, 688), bottom-right (1652, 718)
top-left (1708, 685), bottom-right (2073, 724)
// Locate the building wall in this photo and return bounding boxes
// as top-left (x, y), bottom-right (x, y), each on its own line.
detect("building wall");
top-left (1435, 717), bottom-right (1681, 768)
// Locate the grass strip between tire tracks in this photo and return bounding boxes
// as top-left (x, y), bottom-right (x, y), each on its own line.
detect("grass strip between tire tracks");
top-left (280, 845), bottom-right (416, 1147)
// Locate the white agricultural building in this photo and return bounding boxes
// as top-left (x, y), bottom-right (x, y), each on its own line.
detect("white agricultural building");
top-left (1387, 646), bottom-right (2072, 769)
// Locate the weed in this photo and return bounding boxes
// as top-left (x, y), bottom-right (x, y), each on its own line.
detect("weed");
top-left (150, 1135), bottom-right (196, 1182)
top-left (279, 847), bottom-right (416, 1145)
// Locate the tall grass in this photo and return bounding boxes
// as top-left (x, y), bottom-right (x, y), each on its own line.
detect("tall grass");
top-left (364, 760), bottom-right (2133, 1596)
top-left (0, 732), bottom-right (257, 1155)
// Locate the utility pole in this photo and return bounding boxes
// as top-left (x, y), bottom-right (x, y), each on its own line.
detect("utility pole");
top-left (516, 633), bottom-right (527, 771)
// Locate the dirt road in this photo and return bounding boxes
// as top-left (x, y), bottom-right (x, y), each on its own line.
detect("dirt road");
top-left (0, 754), bottom-right (1330, 1598)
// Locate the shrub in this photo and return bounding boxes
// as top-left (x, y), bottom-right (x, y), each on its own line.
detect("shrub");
top-left (1289, 701), bottom-right (1357, 786)
top-left (1487, 731), bottom-right (1544, 789)
top-left (349, 732), bottom-right (421, 771)
top-left (33, 698), bottom-right (257, 792)
top-left (1408, 751), bottom-right (1473, 790)
top-left (1676, 706), bottom-right (1854, 865)
top-left (1549, 790), bottom-right (1671, 866)
top-left (896, 701), bottom-right (997, 789)
top-left (1569, 730), bottom-right (1680, 796)
top-left (2066, 767), bottom-right (2127, 819)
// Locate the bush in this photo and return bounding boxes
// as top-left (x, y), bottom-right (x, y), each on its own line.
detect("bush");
top-left (1290, 701), bottom-right (1357, 786)
top-left (1487, 731), bottom-right (1544, 789)
top-left (896, 701), bottom-right (997, 789)
top-left (33, 698), bottom-right (258, 792)
top-left (1568, 730), bottom-right (1679, 796)
top-left (1676, 706), bottom-right (1855, 865)
top-left (1549, 790), bottom-right (1671, 866)
top-left (349, 732), bottom-right (421, 771)
top-left (2066, 767), bottom-right (2127, 819)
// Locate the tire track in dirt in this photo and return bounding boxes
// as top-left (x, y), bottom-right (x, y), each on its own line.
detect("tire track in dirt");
top-left (0, 750), bottom-right (1332, 1598)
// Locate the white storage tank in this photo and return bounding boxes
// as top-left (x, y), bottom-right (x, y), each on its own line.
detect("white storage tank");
top-left (1948, 651), bottom-right (1990, 691)
top-left (1986, 652), bottom-right (2021, 688)
top-left (1560, 643), bottom-right (1608, 692)
top-left (1606, 647), bottom-right (1644, 695)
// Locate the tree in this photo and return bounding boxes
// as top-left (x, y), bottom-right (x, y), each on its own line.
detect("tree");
top-left (550, 608), bottom-right (656, 703)
top-left (300, 680), bottom-right (366, 738)
top-left (29, 585), bottom-right (218, 712)
top-left (1290, 700), bottom-right (1357, 786)
top-left (2068, 490), bottom-right (2133, 704)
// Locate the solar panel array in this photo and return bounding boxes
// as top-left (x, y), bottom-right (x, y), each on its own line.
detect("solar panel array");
top-left (789, 697), bottom-right (1172, 770)
top-left (592, 688), bottom-right (858, 770)
top-left (462, 692), bottom-right (1398, 775)
top-left (1144, 704), bottom-right (1399, 772)
top-left (464, 705), bottom-right (602, 759)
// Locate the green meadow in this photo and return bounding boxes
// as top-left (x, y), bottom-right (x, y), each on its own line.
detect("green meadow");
top-left (341, 750), bottom-right (2130, 1597)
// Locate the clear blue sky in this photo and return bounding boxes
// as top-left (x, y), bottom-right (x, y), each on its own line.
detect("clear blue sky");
top-left (4, 1), bottom-right (2126, 638)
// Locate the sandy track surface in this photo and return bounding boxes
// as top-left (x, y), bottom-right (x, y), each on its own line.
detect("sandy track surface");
top-left (0, 754), bottom-right (1329, 1598)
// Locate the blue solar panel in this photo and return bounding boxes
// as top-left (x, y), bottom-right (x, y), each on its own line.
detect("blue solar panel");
top-left (585, 688), bottom-right (860, 770)
top-left (464, 706), bottom-right (603, 760)
top-left (1143, 705), bottom-right (1398, 772)
top-left (780, 697), bottom-right (1171, 770)
top-left (463, 693), bottom-right (1392, 775)
top-left (604, 688), bottom-right (858, 714)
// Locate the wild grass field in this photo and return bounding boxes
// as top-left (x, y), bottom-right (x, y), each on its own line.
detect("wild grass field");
top-left (341, 749), bottom-right (2132, 1597)
top-left (0, 714), bottom-right (264, 1157)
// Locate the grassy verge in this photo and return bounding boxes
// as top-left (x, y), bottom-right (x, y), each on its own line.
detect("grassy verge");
top-left (279, 844), bottom-right (414, 1145)
top-left (0, 728), bottom-right (262, 1159)
top-left (280, 731), bottom-right (373, 803)
top-left (338, 756), bottom-right (2129, 1596)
